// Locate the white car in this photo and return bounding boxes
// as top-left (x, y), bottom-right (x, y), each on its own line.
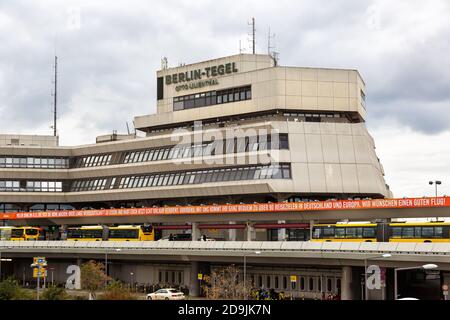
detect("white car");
top-left (147, 288), bottom-right (185, 300)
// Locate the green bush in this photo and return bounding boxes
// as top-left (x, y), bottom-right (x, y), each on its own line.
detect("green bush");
top-left (0, 278), bottom-right (33, 300)
top-left (41, 285), bottom-right (68, 300)
top-left (98, 280), bottom-right (137, 300)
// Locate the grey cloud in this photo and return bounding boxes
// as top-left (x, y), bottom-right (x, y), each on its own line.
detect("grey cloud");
top-left (0, 0), bottom-right (449, 142)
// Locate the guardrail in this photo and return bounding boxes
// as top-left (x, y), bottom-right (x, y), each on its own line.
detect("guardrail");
top-left (1, 241), bottom-right (450, 256)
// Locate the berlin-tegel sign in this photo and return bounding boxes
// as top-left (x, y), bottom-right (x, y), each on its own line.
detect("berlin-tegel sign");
top-left (0, 197), bottom-right (449, 220)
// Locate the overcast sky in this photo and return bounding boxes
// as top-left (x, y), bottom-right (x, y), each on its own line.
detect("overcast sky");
top-left (0, 0), bottom-right (449, 198)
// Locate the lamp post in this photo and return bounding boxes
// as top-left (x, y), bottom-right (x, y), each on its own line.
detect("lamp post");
top-left (105, 248), bottom-right (121, 286)
top-left (130, 272), bottom-right (134, 291)
top-left (394, 264), bottom-right (438, 300)
top-left (243, 250), bottom-right (261, 300)
top-left (429, 181), bottom-right (442, 197)
top-left (364, 253), bottom-right (392, 300)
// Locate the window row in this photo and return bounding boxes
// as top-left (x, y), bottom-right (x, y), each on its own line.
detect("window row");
top-left (391, 226), bottom-right (444, 239)
top-left (123, 134), bottom-right (289, 164)
top-left (313, 227), bottom-right (376, 239)
top-left (117, 164), bottom-right (291, 190)
top-left (173, 85), bottom-right (251, 111)
top-left (251, 274), bottom-right (340, 293)
top-left (71, 179), bottom-right (108, 192)
top-left (0, 156), bottom-right (69, 169)
top-left (0, 180), bottom-right (62, 192)
top-left (74, 154), bottom-right (112, 168)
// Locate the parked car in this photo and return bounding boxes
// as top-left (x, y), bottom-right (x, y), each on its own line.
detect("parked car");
top-left (147, 288), bottom-right (185, 300)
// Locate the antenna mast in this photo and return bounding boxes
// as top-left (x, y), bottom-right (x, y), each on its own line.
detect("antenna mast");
top-left (252, 17), bottom-right (255, 54)
top-left (53, 56), bottom-right (58, 137)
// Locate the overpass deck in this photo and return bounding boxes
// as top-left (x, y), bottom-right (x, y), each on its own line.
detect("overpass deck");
top-left (2, 241), bottom-right (450, 270)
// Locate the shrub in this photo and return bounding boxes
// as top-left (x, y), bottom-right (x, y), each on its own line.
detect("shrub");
top-left (0, 278), bottom-right (33, 300)
top-left (98, 280), bottom-right (137, 300)
top-left (41, 285), bottom-right (68, 300)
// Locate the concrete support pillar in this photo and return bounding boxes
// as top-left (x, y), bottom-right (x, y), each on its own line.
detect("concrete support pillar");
top-left (341, 266), bottom-right (353, 300)
top-left (228, 221), bottom-right (237, 241)
top-left (191, 222), bottom-right (200, 241)
top-left (309, 220), bottom-right (314, 241)
top-left (278, 220), bottom-right (286, 241)
top-left (246, 222), bottom-right (255, 241)
top-left (189, 261), bottom-right (200, 297)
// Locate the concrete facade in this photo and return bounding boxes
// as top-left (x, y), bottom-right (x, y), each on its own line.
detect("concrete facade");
top-left (0, 53), bottom-right (391, 212)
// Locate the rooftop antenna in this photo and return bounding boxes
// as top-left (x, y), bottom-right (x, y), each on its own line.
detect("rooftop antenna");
top-left (248, 17), bottom-right (256, 54)
top-left (161, 57), bottom-right (168, 69)
top-left (52, 56), bottom-right (58, 137)
top-left (126, 122), bottom-right (131, 135)
top-left (267, 27), bottom-right (279, 66)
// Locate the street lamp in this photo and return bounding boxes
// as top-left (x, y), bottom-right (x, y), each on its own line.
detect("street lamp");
top-left (105, 248), bottom-right (122, 285)
top-left (364, 253), bottom-right (392, 300)
top-left (130, 272), bottom-right (134, 291)
top-left (394, 264), bottom-right (438, 300)
top-left (429, 181), bottom-right (442, 197)
top-left (243, 250), bottom-right (261, 300)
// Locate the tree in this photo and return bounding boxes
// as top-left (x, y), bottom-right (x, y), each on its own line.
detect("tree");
top-left (202, 264), bottom-right (250, 300)
top-left (41, 285), bottom-right (68, 300)
top-left (80, 260), bottom-right (110, 300)
top-left (98, 280), bottom-right (137, 300)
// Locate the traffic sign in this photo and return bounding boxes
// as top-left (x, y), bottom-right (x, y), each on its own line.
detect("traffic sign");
top-left (197, 273), bottom-right (203, 280)
top-left (33, 268), bottom-right (48, 278)
top-left (290, 275), bottom-right (297, 283)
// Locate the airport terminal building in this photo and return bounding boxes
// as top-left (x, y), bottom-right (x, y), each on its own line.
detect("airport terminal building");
top-left (5, 54), bottom-right (450, 301)
top-left (0, 53), bottom-right (391, 215)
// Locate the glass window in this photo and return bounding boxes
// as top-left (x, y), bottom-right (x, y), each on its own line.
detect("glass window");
top-left (392, 227), bottom-right (401, 238)
top-left (335, 228), bottom-right (345, 238)
top-left (363, 228), bottom-right (376, 238)
top-left (309, 278), bottom-right (314, 291)
top-left (300, 277), bottom-right (305, 291)
top-left (345, 228), bottom-right (357, 238)
top-left (402, 227), bottom-right (414, 238)
top-left (421, 227), bottom-right (433, 238)
top-left (435, 227), bottom-right (443, 238)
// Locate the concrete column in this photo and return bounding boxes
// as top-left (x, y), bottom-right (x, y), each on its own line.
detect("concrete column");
top-left (191, 222), bottom-right (200, 241)
top-left (341, 266), bottom-right (353, 300)
top-left (246, 222), bottom-right (255, 241)
top-left (278, 220), bottom-right (286, 241)
top-left (228, 221), bottom-right (237, 241)
top-left (189, 261), bottom-right (200, 297)
top-left (309, 220), bottom-right (314, 241)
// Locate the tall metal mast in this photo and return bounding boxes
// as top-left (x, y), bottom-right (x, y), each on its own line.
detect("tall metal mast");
top-left (252, 17), bottom-right (255, 54)
top-left (53, 56), bottom-right (58, 137)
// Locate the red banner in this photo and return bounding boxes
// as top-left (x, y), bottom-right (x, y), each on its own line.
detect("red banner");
top-left (1, 197), bottom-right (449, 221)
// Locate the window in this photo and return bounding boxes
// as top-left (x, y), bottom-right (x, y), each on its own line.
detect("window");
top-left (422, 227), bottom-right (434, 238)
top-left (402, 227), bottom-right (414, 238)
top-left (309, 278), bottom-right (314, 291)
top-left (173, 85), bottom-right (251, 111)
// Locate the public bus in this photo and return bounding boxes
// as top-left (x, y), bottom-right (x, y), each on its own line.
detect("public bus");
top-left (312, 221), bottom-right (450, 243)
top-left (389, 222), bottom-right (450, 242)
top-left (0, 226), bottom-right (42, 241)
top-left (66, 225), bottom-right (154, 241)
top-left (108, 225), bottom-right (155, 241)
top-left (66, 225), bottom-right (106, 241)
top-left (311, 223), bottom-right (380, 242)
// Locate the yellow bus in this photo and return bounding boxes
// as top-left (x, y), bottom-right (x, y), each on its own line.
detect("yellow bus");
top-left (66, 226), bottom-right (105, 241)
top-left (108, 225), bottom-right (155, 241)
top-left (65, 225), bottom-right (154, 241)
top-left (311, 223), bottom-right (379, 242)
top-left (0, 226), bottom-right (42, 241)
top-left (389, 222), bottom-right (450, 243)
top-left (312, 221), bottom-right (450, 243)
